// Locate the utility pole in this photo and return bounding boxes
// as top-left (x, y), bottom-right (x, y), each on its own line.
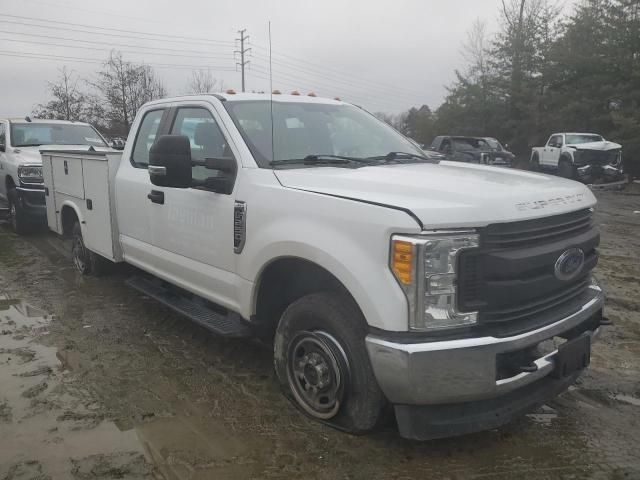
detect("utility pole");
top-left (235, 29), bottom-right (251, 92)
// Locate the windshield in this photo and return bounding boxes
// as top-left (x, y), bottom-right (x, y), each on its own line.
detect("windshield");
top-left (452, 138), bottom-right (490, 150)
top-left (484, 138), bottom-right (502, 150)
top-left (565, 134), bottom-right (603, 145)
top-left (223, 100), bottom-right (424, 167)
top-left (10, 123), bottom-right (107, 148)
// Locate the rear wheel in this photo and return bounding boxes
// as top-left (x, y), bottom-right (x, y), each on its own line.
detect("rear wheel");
top-left (72, 221), bottom-right (107, 275)
top-left (530, 153), bottom-right (541, 172)
top-left (274, 292), bottom-right (385, 434)
top-left (7, 189), bottom-right (29, 235)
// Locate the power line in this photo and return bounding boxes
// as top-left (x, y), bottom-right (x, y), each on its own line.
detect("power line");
top-left (235, 29), bottom-right (251, 92)
top-left (249, 62), bottom-right (411, 109)
top-left (0, 50), bottom-right (237, 71)
top-left (251, 53), bottom-right (421, 104)
top-left (0, 13), bottom-right (235, 45)
top-left (0, 29), bottom-right (235, 58)
top-left (0, 35), bottom-right (236, 61)
top-left (252, 44), bottom-right (426, 98)
top-left (249, 65), bottom-right (408, 112)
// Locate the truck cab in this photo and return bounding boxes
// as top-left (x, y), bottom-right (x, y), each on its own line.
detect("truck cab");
top-left (0, 118), bottom-right (109, 233)
top-left (43, 94), bottom-right (606, 440)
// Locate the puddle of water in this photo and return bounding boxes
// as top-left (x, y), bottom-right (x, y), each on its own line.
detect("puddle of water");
top-left (0, 295), bottom-right (155, 479)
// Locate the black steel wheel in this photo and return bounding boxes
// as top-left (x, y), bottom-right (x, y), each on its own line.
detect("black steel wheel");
top-left (287, 330), bottom-right (349, 420)
top-left (72, 221), bottom-right (91, 274)
top-left (274, 292), bottom-right (385, 434)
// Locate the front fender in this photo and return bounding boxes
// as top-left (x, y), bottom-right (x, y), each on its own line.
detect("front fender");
top-left (234, 174), bottom-right (421, 331)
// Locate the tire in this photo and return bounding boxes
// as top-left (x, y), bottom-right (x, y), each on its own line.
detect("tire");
top-left (558, 158), bottom-right (577, 180)
top-left (7, 189), bottom-right (29, 235)
top-left (530, 153), bottom-right (541, 172)
top-left (274, 292), bottom-right (385, 434)
top-left (71, 221), bottom-right (107, 275)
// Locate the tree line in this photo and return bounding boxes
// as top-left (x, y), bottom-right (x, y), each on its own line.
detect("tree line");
top-left (382, 0), bottom-right (639, 175)
top-left (34, 51), bottom-right (223, 137)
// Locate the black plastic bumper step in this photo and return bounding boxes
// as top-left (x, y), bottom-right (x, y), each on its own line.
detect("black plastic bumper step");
top-left (126, 275), bottom-right (252, 338)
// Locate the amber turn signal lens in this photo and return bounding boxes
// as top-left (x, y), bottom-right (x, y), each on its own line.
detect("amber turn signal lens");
top-left (392, 240), bottom-right (414, 285)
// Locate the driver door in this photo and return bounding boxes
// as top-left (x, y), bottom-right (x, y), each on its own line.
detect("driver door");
top-left (150, 104), bottom-right (239, 309)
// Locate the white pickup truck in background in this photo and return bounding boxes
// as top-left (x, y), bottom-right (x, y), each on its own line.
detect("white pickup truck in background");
top-left (42, 93), bottom-right (607, 440)
top-left (530, 132), bottom-right (624, 183)
top-left (0, 117), bottom-right (110, 233)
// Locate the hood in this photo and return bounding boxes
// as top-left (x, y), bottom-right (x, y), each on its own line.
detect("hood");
top-left (568, 140), bottom-right (621, 151)
top-left (10, 146), bottom-right (42, 165)
top-left (11, 145), bottom-right (114, 166)
top-left (274, 161), bottom-right (596, 228)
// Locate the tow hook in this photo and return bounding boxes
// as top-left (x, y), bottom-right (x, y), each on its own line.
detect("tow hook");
top-left (600, 316), bottom-right (613, 326)
top-left (519, 363), bottom-right (539, 373)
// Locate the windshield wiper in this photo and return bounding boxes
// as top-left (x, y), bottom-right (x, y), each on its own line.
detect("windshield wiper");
top-left (366, 152), bottom-right (435, 163)
top-left (270, 154), bottom-right (371, 167)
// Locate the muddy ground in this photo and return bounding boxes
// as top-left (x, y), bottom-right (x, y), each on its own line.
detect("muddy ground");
top-left (0, 185), bottom-right (639, 480)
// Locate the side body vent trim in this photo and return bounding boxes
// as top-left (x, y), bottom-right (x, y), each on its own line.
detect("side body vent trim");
top-left (234, 201), bottom-right (247, 254)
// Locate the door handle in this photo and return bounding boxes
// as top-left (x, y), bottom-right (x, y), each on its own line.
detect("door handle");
top-left (147, 190), bottom-right (164, 204)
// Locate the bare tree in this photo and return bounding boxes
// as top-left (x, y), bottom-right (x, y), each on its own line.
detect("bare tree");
top-left (186, 69), bottom-right (222, 94)
top-left (33, 67), bottom-right (87, 121)
top-left (93, 51), bottom-right (166, 135)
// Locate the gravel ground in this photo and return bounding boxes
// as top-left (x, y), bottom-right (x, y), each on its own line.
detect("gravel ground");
top-left (0, 184), bottom-right (639, 480)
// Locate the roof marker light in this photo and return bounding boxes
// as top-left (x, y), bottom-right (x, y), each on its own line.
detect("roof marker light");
top-left (291, 90), bottom-right (300, 95)
top-left (308, 92), bottom-right (317, 97)
top-left (226, 89), bottom-right (236, 94)
top-left (272, 90), bottom-right (281, 94)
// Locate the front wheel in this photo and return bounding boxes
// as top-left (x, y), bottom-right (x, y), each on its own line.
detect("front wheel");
top-left (558, 159), bottom-right (577, 180)
top-left (274, 292), bottom-right (385, 434)
top-left (7, 189), bottom-right (29, 235)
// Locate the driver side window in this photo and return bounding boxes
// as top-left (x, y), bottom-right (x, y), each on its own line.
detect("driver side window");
top-left (549, 135), bottom-right (563, 148)
top-left (170, 107), bottom-right (233, 181)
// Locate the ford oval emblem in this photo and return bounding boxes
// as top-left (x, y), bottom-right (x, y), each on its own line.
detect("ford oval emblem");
top-left (554, 248), bottom-right (585, 281)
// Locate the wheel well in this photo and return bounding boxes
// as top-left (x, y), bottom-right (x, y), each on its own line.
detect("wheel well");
top-left (60, 206), bottom-right (79, 237)
top-left (253, 257), bottom-right (362, 338)
top-left (559, 153), bottom-right (573, 164)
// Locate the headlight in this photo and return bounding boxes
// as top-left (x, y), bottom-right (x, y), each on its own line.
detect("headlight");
top-left (391, 232), bottom-right (479, 331)
top-left (18, 165), bottom-right (43, 180)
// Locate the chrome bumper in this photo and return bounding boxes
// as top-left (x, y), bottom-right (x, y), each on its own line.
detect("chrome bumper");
top-left (365, 284), bottom-right (604, 405)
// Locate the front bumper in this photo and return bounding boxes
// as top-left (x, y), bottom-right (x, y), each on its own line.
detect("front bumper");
top-left (576, 163), bottom-right (624, 182)
top-left (15, 186), bottom-right (47, 222)
top-left (365, 283), bottom-right (604, 436)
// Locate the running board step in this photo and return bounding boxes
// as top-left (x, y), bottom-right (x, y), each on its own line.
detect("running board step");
top-left (126, 276), bottom-right (252, 337)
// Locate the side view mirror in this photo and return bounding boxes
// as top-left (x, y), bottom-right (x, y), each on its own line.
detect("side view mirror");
top-left (148, 135), bottom-right (192, 188)
top-left (0, 144), bottom-right (5, 152)
top-left (196, 156), bottom-right (237, 195)
top-left (148, 135), bottom-right (237, 194)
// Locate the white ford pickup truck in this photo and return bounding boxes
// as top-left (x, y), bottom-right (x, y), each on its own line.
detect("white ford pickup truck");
top-left (530, 132), bottom-right (623, 182)
top-left (42, 93), bottom-right (606, 440)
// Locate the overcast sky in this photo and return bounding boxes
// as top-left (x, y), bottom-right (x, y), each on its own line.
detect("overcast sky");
top-left (0, 0), bottom-right (570, 117)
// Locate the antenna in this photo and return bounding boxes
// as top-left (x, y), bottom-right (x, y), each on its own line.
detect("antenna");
top-left (269, 21), bottom-right (274, 165)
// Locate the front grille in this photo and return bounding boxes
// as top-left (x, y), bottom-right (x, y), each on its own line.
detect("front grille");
top-left (482, 208), bottom-right (593, 249)
top-left (457, 209), bottom-right (599, 334)
top-left (577, 149), bottom-right (619, 165)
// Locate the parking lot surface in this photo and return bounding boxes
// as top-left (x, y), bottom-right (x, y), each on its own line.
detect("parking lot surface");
top-left (1, 185), bottom-right (639, 480)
